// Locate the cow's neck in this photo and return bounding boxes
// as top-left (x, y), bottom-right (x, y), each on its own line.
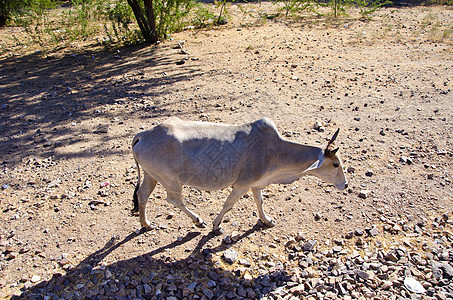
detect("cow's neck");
top-left (270, 140), bottom-right (322, 173)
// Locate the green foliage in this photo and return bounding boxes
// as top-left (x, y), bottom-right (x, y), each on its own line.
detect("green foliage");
top-left (2, 0), bottom-right (399, 52)
top-left (355, 0), bottom-right (391, 19)
top-left (272, 0), bottom-right (390, 19)
top-left (329, 0), bottom-right (349, 18)
top-left (0, 0), bottom-right (55, 27)
top-left (425, 0), bottom-right (453, 4)
top-left (11, 0), bottom-right (59, 46)
top-left (5, 0), bottom-right (141, 49)
top-left (125, 0), bottom-right (200, 42)
top-left (271, 0), bottom-right (319, 17)
top-left (191, 4), bottom-right (215, 28)
top-left (214, 0), bottom-right (230, 25)
top-left (64, 0), bottom-right (105, 39)
top-left (153, 0), bottom-right (197, 39)
top-left (102, 0), bottom-right (141, 44)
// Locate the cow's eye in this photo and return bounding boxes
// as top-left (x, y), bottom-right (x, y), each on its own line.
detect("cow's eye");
top-left (333, 163), bottom-right (340, 168)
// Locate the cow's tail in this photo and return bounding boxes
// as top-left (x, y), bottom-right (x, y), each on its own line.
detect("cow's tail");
top-left (131, 134), bottom-right (142, 213)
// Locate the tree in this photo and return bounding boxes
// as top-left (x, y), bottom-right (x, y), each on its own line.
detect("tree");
top-left (126, 0), bottom-right (158, 43)
top-left (0, 0), bottom-right (21, 26)
top-left (126, 0), bottom-right (195, 44)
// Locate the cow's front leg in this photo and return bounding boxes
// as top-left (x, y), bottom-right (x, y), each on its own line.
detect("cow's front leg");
top-left (138, 173), bottom-right (157, 229)
top-left (213, 186), bottom-right (249, 235)
top-left (166, 186), bottom-right (206, 228)
top-left (252, 188), bottom-right (275, 227)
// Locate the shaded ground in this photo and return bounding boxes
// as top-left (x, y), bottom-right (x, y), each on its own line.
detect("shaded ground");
top-left (0, 3), bottom-right (452, 298)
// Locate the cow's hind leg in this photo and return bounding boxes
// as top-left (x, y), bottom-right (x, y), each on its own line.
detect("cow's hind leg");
top-left (166, 185), bottom-right (206, 228)
top-left (137, 172), bottom-right (158, 229)
top-left (252, 188), bottom-right (275, 227)
top-left (212, 186), bottom-right (249, 235)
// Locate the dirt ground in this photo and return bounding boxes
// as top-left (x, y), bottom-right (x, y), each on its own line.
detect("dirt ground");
top-left (0, 3), bottom-right (452, 298)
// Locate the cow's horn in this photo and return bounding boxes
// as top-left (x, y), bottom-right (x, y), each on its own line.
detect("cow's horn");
top-left (327, 128), bottom-right (340, 147)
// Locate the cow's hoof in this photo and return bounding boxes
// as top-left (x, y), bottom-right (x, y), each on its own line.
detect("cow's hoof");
top-left (141, 220), bottom-right (151, 228)
top-left (196, 221), bottom-right (207, 228)
top-left (259, 219), bottom-right (275, 228)
top-left (212, 228), bottom-right (224, 236)
top-left (141, 226), bottom-right (152, 232)
top-left (264, 219), bottom-right (276, 228)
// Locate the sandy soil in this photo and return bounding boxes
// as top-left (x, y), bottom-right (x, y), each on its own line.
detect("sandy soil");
top-left (0, 3), bottom-right (452, 297)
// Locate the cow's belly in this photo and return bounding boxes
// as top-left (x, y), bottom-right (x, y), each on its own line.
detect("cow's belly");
top-left (174, 158), bottom-right (241, 190)
top-left (170, 139), bottom-right (246, 189)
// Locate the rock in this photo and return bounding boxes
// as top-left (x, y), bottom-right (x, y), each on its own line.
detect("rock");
top-left (365, 169), bottom-right (374, 177)
top-left (285, 238), bottom-right (297, 248)
top-left (231, 231), bottom-right (240, 242)
top-left (95, 124), bottom-right (109, 134)
top-left (400, 156), bottom-right (413, 165)
top-left (385, 251), bottom-right (399, 262)
top-left (433, 262), bottom-right (453, 280)
top-left (239, 258), bottom-right (251, 267)
top-left (290, 284), bottom-right (305, 294)
top-left (223, 235), bottom-right (232, 244)
top-left (143, 283), bottom-right (152, 294)
top-left (314, 121), bottom-right (325, 132)
top-left (207, 280), bottom-right (216, 288)
top-left (30, 275), bottom-right (41, 283)
top-left (354, 229), bottom-right (364, 236)
top-left (58, 258), bottom-right (70, 266)
top-left (358, 190), bottom-right (371, 199)
top-left (314, 212), bottom-right (321, 221)
top-left (332, 246), bottom-right (342, 253)
top-left (303, 240), bottom-right (317, 252)
top-left (368, 227), bottom-right (379, 237)
top-left (202, 288), bottom-right (214, 299)
top-left (223, 249), bottom-right (239, 264)
top-left (345, 231), bottom-right (354, 239)
top-left (381, 280), bottom-right (393, 289)
top-left (404, 277), bottom-right (426, 294)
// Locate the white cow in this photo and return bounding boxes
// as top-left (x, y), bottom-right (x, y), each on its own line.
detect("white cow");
top-left (132, 117), bottom-right (347, 234)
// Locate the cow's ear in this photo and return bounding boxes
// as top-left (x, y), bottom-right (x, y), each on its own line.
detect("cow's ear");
top-left (325, 147), bottom-right (339, 158)
top-left (305, 159), bottom-right (323, 172)
top-left (305, 150), bottom-right (325, 172)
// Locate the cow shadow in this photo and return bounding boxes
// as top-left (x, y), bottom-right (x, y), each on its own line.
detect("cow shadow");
top-left (13, 223), bottom-right (293, 299)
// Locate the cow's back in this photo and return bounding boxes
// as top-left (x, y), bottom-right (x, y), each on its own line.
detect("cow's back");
top-left (133, 117), bottom-right (280, 190)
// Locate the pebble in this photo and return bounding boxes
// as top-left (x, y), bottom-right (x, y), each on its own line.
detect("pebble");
top-left (13, 212), bottom-right (452, 300)
top-left (223, 249), bottom-right (239, 264)
top-left (303, 240), bottom-right (317, 251)
top-left (313, 121), bottom-right (325, 132)
top-left (404, 276), bottom-right (426, 294)
top-left (358, 190), bottom-right (371, 199)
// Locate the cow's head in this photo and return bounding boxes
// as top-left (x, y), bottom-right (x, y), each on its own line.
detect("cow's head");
top-left (308, 129), bottom-right (348, 190)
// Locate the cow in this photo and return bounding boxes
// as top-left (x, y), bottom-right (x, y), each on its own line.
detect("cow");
top-left (131, 117), bottom-right (347, 234)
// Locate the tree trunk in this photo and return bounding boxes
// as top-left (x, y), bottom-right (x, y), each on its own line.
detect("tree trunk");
top-left (0, 0), bottom-right (8, 27)
top-left (143, 0), bottom-right (157, 43)
top-left (126, 0), bottom-right (157, 43)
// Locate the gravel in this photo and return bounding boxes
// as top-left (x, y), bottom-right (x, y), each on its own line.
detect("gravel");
top-left (8, 212), bottom-right (452, 299)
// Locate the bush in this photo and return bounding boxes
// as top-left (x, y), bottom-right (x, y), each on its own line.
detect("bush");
top-left (126, 0), bottom-right (197, 43)
top-left (0, 0), bottom-right (55, 27)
